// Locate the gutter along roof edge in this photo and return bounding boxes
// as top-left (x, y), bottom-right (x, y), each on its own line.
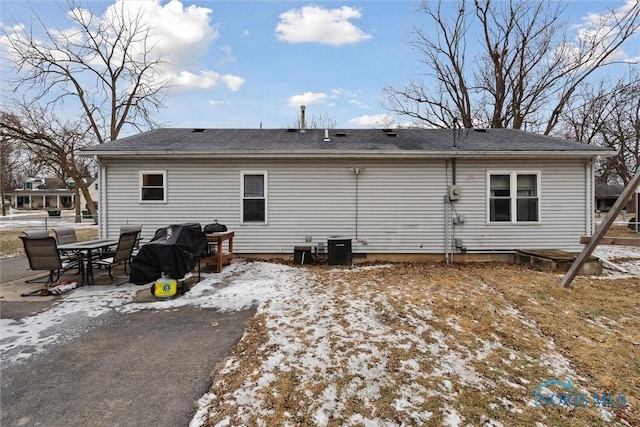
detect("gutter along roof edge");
top-left (81, 149), bottom-right (616, 159)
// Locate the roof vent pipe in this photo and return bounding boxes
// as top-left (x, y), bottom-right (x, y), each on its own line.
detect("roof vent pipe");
top-left (324, 129), bottom-right (330, 142)
top-left (453, 118), bottom-right (458, 148)
top-left (300, 105), bottom-right (306, 133)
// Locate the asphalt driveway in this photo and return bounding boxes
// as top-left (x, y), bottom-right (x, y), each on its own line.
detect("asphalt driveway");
top-left (1, 306), bottom-right (255, 427)
top-left (0, 256), bottom-right (256, 426)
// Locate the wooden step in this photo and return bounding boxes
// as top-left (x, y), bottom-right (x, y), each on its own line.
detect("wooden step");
top-left (515, 249), bottom-right (602, 275)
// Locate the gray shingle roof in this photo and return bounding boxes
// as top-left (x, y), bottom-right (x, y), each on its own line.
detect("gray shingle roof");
top-left (81, 128), bottom-right (614, 157)
top-left (595, 183), bottom-right (626, 197)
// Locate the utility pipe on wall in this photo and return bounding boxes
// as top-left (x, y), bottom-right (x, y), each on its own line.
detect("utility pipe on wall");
top-left (352, 166), bottom-right (367, 244)
top-left (445, 160), bottom-right (450, 265)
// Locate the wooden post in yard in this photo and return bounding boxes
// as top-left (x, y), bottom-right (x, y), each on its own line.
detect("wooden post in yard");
top-left (634, 190), bottom-right (639, 233)
top-left (561, 172), bottom-right (640, 287)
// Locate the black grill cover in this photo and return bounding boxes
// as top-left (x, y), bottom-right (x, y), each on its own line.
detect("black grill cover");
top-left (130, 223), bottom-right (207, 285)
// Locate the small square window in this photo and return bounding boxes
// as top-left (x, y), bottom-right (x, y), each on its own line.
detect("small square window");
top-left (140, 171), bottom-right (166, 202)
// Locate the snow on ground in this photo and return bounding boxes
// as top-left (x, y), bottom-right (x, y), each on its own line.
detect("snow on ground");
top-left (188, 262), bottom-right (632, 426)
top-left (1, 285), bottom-right (138, 366)
top-left (0, 262), bottom-right (296, 368)
top-left (0, 210), bottom-right (94, 229)
top-left (2, 241), bottom-right (639, 425)
top-left (593, 244), bottom-right (640, 277)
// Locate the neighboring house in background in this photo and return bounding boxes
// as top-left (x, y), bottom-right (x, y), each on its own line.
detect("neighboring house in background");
top-left (5, 178), bottom-right (74, 210)
top-left (595, 183), bottom-right (635, 213)
top-left (81, 127), bottom-right (614, 258)
top-left (4, 177), bottom-right (96, 210)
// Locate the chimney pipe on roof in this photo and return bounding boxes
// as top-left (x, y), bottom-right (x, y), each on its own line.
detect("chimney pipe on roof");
top-left (300, 105), bottom-right (306, 133)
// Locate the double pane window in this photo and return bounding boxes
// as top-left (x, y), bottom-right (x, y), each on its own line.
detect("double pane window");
top-left (141, 171), bottom-right (166, 202)
top-left (488, 172), bottom-right (539, 223)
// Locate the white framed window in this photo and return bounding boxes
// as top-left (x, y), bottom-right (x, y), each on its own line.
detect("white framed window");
top-left (487, 171), bottom-right (540, 223)
top-left (241, 171), bottom-right (267, 224)
top-left (140, 171), bottom-right (166, 202)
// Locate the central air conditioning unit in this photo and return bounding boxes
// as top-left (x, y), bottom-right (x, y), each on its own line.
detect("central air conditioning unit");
top-left (327, 236), bottom-right (352, 265)
top-left (448, 185), bottom-right (462, 201)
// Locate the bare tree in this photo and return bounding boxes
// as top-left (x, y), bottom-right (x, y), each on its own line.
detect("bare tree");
top-left (1, 0), bottom-right (171, 220)
top-left (289, 112), bottom-right (338, 129)
top-left (1, 107), bottom-right (96, 221)
top-left (2, 0), bottom-right (168, 143)
top-left (0, 134), bottom-right (13, 216)
top-left (0, 125), bottom-right (43, 215)
top-left (384, 0), bottom-right (640, 133)
top-left (558, 71), bottom-right (640, 185)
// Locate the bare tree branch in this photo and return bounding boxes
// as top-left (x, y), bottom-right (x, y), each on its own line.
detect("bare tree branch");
top-left (384, 0), bottom-right (640, 135)
top-left (557, 71), bottom-right (640, 184)
top-left (2, 0), bottom-right (169, 143)
top-left (0, 105), bottom-right (97, 221)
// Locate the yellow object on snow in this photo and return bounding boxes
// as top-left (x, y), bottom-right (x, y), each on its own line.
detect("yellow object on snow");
top-left (152, 277), bottom-right (178, 299)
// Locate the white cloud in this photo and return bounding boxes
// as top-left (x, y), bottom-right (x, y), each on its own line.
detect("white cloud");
top-left (221, 74), bottom-right (245, 91)
top-left (563, 0), bottom-right (640, 66)
top-left (172, 70), bottom-right (245, 91)
top-left (218, 45), bottom-right (235, 65)
top-left (287, 92), bottom-right (328, 108)
top-left (580, 0), bottom-right (638, 26)
top-left (208, 100), bottom-right (225, 106)
top-left (100, 0), bottom-right (219, 70)
top-left (72, 0), bottom-right (243, 93)
top-left (349, 114), bottom-right (395, 128)
top-left (276, 5), bottom-right (372, 46)
top-left (349, 99), bottom-right (369, 109)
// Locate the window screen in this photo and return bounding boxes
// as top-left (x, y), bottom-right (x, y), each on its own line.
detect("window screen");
top-left (242, 173), bottom-right (266, 223)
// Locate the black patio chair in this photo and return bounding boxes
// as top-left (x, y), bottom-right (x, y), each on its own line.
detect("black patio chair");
top-left (23, 230), bottom-right (50, 238)
top-left (52, 227), bottom-right (78, 245)
top-left (51, 226), bottom-right (84, 271)
top-left (119, 224), bottom-right (142, 255)
top-left (93, 231), bottom-right (139, 279)
top-left (20, 236), bottom-right (84, 286)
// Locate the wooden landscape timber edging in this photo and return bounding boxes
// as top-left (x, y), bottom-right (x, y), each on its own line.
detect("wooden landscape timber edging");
top-left (580, 236), bottom-right (640, 247)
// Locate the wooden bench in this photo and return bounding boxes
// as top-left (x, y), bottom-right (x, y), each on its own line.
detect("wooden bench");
top-left (199, 231), bottom-right (234, 273)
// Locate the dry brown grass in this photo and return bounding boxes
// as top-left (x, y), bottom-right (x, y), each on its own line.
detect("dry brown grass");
top-left (202, 262), bottom-right (639, 426)
top-left (0, 227), bottom-right (98, 257)
top-left (472, 264), bottom-right (640, 426)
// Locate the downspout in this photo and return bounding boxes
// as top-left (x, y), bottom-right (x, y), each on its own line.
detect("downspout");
top-left (352, 166), bottom-right (367, 244)
top-left (94, 155), bottom-right (106, 238)
top-left (445, 160), bottom-right (450, 265)
top-left (586, 157), bottom-right (597, 236)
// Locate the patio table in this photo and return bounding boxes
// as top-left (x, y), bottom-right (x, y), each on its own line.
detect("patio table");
top-left (58, 239), bottom-right (118, 285)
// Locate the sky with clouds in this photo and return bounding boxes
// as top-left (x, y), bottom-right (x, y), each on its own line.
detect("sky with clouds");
top-left (1, 0), bottom-right (638, 134)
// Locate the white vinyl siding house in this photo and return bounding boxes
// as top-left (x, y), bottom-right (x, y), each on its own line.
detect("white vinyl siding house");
top-left (95, 158), bottom-right (594, 254)
top-left (82, 128), bottom-right (612, 257)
